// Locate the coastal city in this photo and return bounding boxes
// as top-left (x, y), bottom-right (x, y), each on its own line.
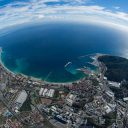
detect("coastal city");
top-left (0, 50), bottom-right (128, 128)
top-left (0, 0), bottom-right (128, 128)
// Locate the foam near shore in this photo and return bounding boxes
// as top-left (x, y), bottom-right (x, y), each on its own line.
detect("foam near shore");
top-left (0, 47), bottom-right (15, 75)
top-left (0, 48), bottom-right (105, 85)
top-left (0, 47), bottom-right (78, 85)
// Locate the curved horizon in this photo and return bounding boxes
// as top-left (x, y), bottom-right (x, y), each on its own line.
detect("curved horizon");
top-left (0, 21), bottom-right (128, 83)
top-left (0, 0), bottom-right (128, 83)
top-left (0, 0), bottom-right (128, 32)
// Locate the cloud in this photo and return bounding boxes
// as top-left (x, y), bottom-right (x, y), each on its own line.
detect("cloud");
top-left (114, 6), bottom-right (120, 10)
top-left (0, 0), bottom-right (128, 32)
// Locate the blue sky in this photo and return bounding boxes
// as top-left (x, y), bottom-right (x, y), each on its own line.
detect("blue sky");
top-left (0, 0), bottom-right (128, 31)
top-left (0, 0), bottom-right (128, 12)
top-left (0, 0), bottom-right (29, 6)
top-left (92, 0), bottom-right (128, 12)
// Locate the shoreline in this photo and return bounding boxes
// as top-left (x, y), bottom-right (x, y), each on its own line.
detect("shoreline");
top-left (0, 47), bottom-right (101, 85)
top-left (0, 47), bottom-right (79, 85)
top-left (0, 47), bottom-right (15, 76)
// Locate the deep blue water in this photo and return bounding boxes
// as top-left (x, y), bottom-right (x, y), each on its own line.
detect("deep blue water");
top-left (0, 22), bottom-right (128, 82)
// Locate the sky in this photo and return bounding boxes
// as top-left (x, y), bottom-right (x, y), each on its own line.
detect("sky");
top-left (0, 0), bottom-right (128, 31)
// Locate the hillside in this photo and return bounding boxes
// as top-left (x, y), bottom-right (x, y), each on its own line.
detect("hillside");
top-left (98, 55), bottom-right (128, 82)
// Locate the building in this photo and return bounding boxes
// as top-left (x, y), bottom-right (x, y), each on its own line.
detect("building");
top-left (0, 83), bottom-right (6, 90)
top-left (66, 93), bottom-right (77, 106)
top-left (104, 90), bottom-right (115, 102)
top-left (123, 97), bottom-right (128, 102)
top-left (109, 81), bottom-right (121, 88)
top-left (14, 90), bottom-right (28, 112)
top-left (104, 105), bottom-right (112, 114)
top-left (39, 88), bottom-right (55, 98)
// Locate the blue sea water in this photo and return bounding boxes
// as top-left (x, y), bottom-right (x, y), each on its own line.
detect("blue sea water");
top-left (0, 21), bottom-right (128, 82)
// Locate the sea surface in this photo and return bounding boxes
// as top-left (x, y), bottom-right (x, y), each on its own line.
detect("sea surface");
top-left (0, 21), bottom-right (128, 82)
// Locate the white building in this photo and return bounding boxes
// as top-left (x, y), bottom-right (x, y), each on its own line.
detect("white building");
top-left (105, 90), bottom-right (115, 100)
top-left (39, 88), bottom-right (55, 98)
top-left (104, 105), bottom-right (112, 114)
top-left (66, 94), bottom-right (77, 106)
top-left (109, 81), bottom-right (121, 88)
top-left (39, 88), bottom-right (44, 96)
top-left (15, 90), bottom-right (28, 112)
top-left (123, 97), bottom-right (128, 102)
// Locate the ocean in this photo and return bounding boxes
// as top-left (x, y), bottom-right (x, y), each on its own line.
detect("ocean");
top-left (0, 21), bottom-right (128, 82)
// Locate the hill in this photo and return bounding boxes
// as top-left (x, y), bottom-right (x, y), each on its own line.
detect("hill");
top-left (98, 55), bottom-right (128, 82)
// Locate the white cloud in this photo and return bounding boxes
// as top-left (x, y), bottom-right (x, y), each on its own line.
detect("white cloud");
top-left (0, 0), bottom-right (128, 32)
top-left (114, 6), bottom-right (120, 10)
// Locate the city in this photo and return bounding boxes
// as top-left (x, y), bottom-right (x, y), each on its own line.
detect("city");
top-left (0, 53), bottom-right (128, 128)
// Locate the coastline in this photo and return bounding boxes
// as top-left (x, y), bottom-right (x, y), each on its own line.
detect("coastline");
top-left (0, 47), bottom-right (101, 85)
top-left (0, 47), bottom-right (15, 76)
top-left (0, 47), bottom-right (76, 85)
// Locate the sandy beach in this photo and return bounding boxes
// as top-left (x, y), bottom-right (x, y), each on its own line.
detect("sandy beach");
top-left (0, 47), bottom-right (15, 75)
top-left (0, 47), bottom-right (76, 85)
top-left (0, 47), bottom-right (99, 85)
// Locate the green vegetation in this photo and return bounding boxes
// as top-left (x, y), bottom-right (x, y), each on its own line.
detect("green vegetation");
top-left (104, 112), bottom-right (116, 127)
top-left (98, 55), bottom-right (128, 82)
top-left (20, 97), bottom-right (32, 112)
top-left (0, 115), bottom-right (5, 125)
top-left (91, 78), bottom-right (99, 86)
top-left (31, 91), bottom-right (41, 104)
